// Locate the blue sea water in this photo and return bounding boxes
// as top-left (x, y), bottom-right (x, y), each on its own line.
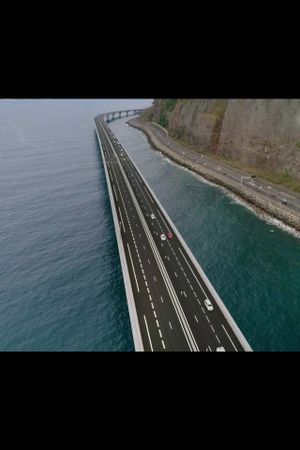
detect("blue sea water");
top-left (0, 99), bottom-right (150, 350)
top-left (1, 99), bottom-right (300, 351)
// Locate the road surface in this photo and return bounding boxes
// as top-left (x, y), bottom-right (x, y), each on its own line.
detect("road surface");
top-left (95, 114), bottom-right (251, 352)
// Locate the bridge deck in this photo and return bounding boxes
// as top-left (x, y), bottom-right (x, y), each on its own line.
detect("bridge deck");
top-left (95, 113), bottom-right (251, 352)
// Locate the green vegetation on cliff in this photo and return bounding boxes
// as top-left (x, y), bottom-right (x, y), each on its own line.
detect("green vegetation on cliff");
top-left (157, 99), bottom-right (190, 127)
top-left (158, 99), bottom-right (178, 128)
top-left (139, 99), bottom-right (179, 125)
top-left (161, 99), bottom-right (178, 111)
top-left (209, 99), bottom-right (228, 119)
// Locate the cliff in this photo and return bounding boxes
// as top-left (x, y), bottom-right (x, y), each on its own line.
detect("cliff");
top-left (142, 99), bottom-right (300, 181)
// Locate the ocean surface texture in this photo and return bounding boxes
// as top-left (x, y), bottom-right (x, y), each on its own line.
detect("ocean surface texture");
top-left (1, 99), bottom-right (300, 351)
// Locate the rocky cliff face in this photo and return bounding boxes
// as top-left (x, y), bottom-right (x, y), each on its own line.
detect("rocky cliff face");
top-left (145, 99), bottom-right (300, 179)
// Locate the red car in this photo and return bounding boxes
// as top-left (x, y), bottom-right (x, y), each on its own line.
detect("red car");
top-left (167, 231), bottom-right (173, 239)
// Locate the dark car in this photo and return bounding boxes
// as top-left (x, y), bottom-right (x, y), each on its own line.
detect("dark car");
top-left (167, 231), bottom-right (173, 239)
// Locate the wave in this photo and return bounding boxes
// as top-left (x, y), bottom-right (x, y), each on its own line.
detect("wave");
top-left (224, 191), bottom-right (300, 238)
top-left (163, 152), bottom-right (300, 240)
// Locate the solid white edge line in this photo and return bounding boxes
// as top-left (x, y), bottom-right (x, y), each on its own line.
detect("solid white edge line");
top-left (112, 184), bottom-right (118, 201)
top-left (222, 324), bottom-right (238, 351)
top-left (95, 122), bottom-right (144, 351)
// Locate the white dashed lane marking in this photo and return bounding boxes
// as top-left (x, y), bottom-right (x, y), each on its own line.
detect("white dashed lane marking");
top-left (143, 315), bottom-right (153, 352)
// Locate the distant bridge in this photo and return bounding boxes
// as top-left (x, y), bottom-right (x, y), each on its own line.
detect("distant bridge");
top-left (105, 109), bottom-right (144, 123)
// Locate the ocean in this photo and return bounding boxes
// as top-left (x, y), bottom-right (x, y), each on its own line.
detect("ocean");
top-left (1, 99), bottom-right (300, 351)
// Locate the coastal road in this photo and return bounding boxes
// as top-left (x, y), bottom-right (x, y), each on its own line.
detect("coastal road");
top-left (149, 122), bottom-right (300, 214)
top-left (95, 114), bottom-right (250, 352)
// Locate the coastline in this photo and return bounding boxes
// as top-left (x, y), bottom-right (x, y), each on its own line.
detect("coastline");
top-left (128, 118), bottom-right (300, 234)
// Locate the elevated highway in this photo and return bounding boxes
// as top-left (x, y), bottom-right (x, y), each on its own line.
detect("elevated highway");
top-left (94, 111), bottom-right (252, 352)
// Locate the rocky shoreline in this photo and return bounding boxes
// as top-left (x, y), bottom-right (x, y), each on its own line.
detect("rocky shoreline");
top-left (128, 118), bottom-right (300, 233)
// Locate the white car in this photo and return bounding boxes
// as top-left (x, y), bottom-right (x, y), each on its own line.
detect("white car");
top-left (216, 346), bottom-right (226, 352)
top-left (204, 298), bottom-right (213, 311)
top-left (150, 213), bottom-right (155, 219)
top-left (160, 234), bottom-right (166, 241)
